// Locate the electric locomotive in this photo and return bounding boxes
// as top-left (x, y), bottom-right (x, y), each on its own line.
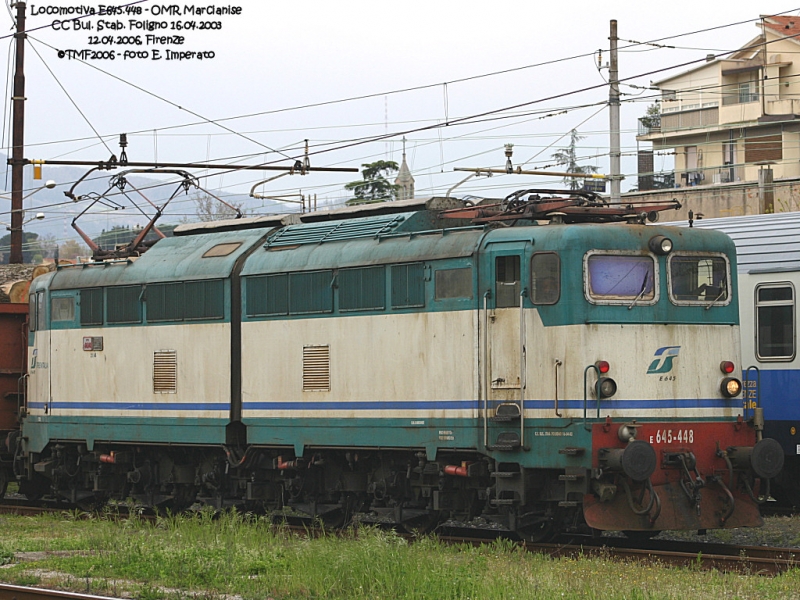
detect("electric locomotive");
top-left (11, 191), bottom-right (782, 539)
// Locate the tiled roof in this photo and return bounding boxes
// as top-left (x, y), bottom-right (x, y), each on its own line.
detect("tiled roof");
top-left (762, 15), bottom-right (800, 40)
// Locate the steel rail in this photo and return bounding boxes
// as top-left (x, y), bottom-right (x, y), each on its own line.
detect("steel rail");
top-left (0, 583), bottom-right (121, 600)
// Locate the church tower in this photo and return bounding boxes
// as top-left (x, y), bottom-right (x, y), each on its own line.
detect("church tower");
top-left (394, 137), bottom-right (415, 201)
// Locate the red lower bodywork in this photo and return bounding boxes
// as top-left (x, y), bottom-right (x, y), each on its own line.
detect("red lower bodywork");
top-left (583, 419), bottom-right (763, 531)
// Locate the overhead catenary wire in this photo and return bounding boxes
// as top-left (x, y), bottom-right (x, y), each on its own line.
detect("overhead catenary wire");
top-left (9, 11), bottom-right (800, 234)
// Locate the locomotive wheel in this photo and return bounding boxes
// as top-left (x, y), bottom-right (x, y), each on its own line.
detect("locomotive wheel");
top-left (0, 469), bottom-right (8, 499)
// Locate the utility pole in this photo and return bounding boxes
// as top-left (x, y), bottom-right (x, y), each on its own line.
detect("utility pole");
top-left (609, 19), bottom-right (622, 203)
top-left (9, 2), bottom-right (26, 264)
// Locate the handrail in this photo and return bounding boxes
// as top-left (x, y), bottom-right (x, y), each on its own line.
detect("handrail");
top-left (554, 359), bottom-right (563, 417)
top-left (743, 365), bottom-right (760, 420)
top-left (482, 291), bottom-right (490, 449)
top-left (583, 364), bottom-right (601, 431)
top-left (519, 288), bottom-right (527, 448)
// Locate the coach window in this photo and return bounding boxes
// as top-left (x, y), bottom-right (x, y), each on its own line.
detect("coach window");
top-left (756, 283), bottom-right (795, 361)
top-left (585, 252), bottom-right (657, 305)
top-left (531, 253), bottom-right (560, 304)
top-left (495, 256), bottom-right (520, 308)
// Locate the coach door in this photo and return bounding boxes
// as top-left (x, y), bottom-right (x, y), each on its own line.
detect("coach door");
top-left (479, 243), bottom-right (528, 427)
top-left (28, 290), bottom-right (50, 415)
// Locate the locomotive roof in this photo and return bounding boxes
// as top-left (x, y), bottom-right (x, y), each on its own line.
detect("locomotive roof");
top-left (49, 228), bottom-right (271, 289)
top-left (172, 196), bottom-right (465, 235)
top-left (664, 212), bottom-right (800, 273)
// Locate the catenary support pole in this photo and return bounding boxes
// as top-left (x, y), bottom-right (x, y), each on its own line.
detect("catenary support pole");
top-left (609, 19), bottom-right (621, 203)
top-left (9, 2), bottom-right (26, 264)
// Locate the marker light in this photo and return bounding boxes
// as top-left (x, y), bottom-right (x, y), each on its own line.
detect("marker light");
top-left (596, 360), bottom-right (610, 374)
top-left (720, 377), bottom-right (742, 398)
top-left (720, 361), bottom-right (735, 374)
top-left (648, 235), bottom-right (673, 255)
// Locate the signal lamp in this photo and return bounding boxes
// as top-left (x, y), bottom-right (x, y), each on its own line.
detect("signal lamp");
top-left (597, 377), bottom-right (618, 399)
top-left (720, 377), bottom-right (742, 398)
top-left (720, 361), bottom-right (735, 374)
top-left (596, 360), bottom-right (610, 374)
top-left (648, 235), bottom-right (673, 255)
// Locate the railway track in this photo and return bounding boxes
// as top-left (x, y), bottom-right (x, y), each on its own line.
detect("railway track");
top-left (526, 536), bottom-right (800, 575)
top-left (0, 583), bottom-right (120, 600)
top-left (1, 503), bottom-right (798, 580)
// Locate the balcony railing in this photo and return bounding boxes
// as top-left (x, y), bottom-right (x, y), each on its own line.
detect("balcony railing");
top-left (638, 116), bottom-right (661, 136)
top-left (637, 167), bottom-right (742, 191)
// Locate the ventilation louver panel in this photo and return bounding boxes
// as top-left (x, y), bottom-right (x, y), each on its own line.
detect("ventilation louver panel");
top-left (303, 345), bottom-right (330, 392)
top-left (153, 350), bottom-right (177, 394)
top-left (266, 214), bottom-right (406, 249)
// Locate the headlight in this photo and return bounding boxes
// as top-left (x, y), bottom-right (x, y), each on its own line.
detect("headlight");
top-left (648, 235), bottom-right (673, 255)
top-left (598, 377), bottom-right (617, 399)
top-left (720, 377), bottom-right (742, 398)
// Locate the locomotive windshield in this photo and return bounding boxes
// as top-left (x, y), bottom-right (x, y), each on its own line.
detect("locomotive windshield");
top-left (585, 253), bottom-right (656, 304)
top-left (668, 253), bottom-right (730, 305)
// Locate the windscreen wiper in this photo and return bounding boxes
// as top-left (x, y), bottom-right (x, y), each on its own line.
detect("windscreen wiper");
top-left (628, 272), bottom-right (650, 310)
top-left (705, 278), bottom-right (727, 310)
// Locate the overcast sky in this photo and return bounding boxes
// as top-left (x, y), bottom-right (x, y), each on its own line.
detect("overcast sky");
top-left (1, 0), bottom-right (799, 241)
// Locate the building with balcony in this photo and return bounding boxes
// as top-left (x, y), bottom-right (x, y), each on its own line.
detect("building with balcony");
top-left (638, 16), bottom-right (800, 194)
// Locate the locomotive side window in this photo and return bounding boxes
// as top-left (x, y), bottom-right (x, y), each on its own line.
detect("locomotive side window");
top-left (246, 274), bottom-right (288, 317)
top-left (107, 285), bottom-right (143, 324)
top-left (147, 283), bottom-right (185, 322)
top-left (668, 253), bottom-right (730, 305)
top-left (289, 270), bottom-right (334, 314)
top-left (585, 253), bottom-right (656, 304)
top-left (51, 297), bottom-right (75, 322)
top-left (756, 283), bottom-right (795, 361)
top-left (495, 256), bottom-right (520, 308)
top-left (391, 263), bottom-right (425, 309)
top-left (339, 266), bottom-right (386, 312)
top-left (184, 280), bottom-right (224, 320)
top-left (80, 288), bottom-right (104, 326)
top-left (435, 268), bottom-right (472, 300)
top-left (531, 253), bottom-right (560, 305)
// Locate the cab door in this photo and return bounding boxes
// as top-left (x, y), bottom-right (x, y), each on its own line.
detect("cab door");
top-left (28, 290), bottom-right (51, 415)
top-left (479, 242), bottom-right (528, 426)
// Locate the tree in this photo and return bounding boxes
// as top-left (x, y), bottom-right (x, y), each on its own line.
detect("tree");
top-left (188, 193), bottom-right (245, 222)
top-left (551, 129), bottom-right (599, 191)
top-left (345, 160), bottom-right (400, 205)
top-left (92, 225), bottom-right (172, 251)
top-left (640, 103), bottom-right (661, 130)
top-left (59, 239), bottom-right (89, 261)
top-left (0, 231), bottom-right (43, 264)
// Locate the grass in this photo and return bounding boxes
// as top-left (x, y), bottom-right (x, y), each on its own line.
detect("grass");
top-left (0, 510), bottom-right (797, 599)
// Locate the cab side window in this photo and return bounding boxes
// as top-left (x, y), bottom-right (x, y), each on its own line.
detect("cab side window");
top-left (495, 256), bottom-right (520, 308)
top-left (531, 253), bottom-right (560, 304)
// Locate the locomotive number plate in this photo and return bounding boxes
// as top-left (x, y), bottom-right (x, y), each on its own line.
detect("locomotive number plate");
top-left (649, 429), bottom-right (694, 445)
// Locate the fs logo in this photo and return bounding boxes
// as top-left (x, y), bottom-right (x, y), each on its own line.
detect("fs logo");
top-left (647, 346), bottom-right (681, 374)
